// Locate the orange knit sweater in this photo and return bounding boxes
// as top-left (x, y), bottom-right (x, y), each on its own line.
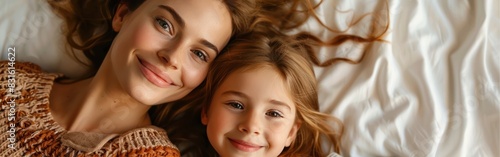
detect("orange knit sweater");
top-left (0, 61), bottom-right (180, 156)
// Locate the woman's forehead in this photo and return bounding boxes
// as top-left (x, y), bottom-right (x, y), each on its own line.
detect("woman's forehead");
top-left (141, 0), bottom-right (232, 51)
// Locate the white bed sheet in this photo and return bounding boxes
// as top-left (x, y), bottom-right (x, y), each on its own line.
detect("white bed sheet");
top-left (301, 0), bottom-right (500, 156)
top-left (0, 0), bottom-right (90, 79)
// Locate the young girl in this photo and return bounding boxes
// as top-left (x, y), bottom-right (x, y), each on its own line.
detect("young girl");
top-left (160, 32), bottom-right (343, 156)
top-left (203, 33), bottom-right (343, 157)
top-left (1, 0), bottom-right (257, 156)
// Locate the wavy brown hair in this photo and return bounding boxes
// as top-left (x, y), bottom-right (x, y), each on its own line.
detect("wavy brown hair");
top-left (47, 0), bottom-right (257, 76)
top-left (253, 0), bottom-right (390, 66)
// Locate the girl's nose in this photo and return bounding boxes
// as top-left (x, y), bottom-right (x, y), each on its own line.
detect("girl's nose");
top-left (238, 113), bottom-right (262, 135)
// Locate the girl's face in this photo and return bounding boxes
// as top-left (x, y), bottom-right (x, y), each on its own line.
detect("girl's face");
top-left (108, 0), bottom-right (232, 105)
top-left (202, 67), bottom-right (301, 157)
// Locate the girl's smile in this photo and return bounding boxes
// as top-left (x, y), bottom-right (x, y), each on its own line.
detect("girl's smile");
top-left (228, 138), bottom-right (264, 152)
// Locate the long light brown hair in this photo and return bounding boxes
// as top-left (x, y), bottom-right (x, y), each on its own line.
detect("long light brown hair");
top-left (254, 0), bottom-right (390, 66)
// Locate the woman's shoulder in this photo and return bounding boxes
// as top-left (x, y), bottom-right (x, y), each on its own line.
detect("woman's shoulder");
top-left (119, 125), bottom-right (178, 146)
top-left (0, 61), bottom-right (62, 91)
top-left (0, 61), bottom-right (43, 73)
top-left (0, 61), bottom-right (63, 78)
top-left (62, 125), bottom-right (180, 156)
top-left (108, 125), bottom-right (180, 156)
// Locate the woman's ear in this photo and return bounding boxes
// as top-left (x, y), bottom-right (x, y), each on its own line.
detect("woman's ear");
top-left (112, 3), bottom-right (131, 32)
top-left (201, 108), bottom-right (208, 125)
top-left (285, 119), bottom-right (302, 147)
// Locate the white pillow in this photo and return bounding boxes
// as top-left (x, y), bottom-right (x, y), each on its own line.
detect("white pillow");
top-left (0, 0), bottom-right (89, 79)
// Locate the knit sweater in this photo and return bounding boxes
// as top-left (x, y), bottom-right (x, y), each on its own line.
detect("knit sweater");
top-left (0, 61), bottom-right (180, 156)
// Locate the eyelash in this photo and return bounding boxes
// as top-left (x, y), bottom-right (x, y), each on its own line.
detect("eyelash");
top-left (225, 102), bottom-right (284, 118)
top-left (226, 101), bottom-right (244, 110)
top-left (266, 110), bottom-right (284, 118)
top-left (155, 17), bottom-right (209, 62)
top-left (192, 50), bottom-right (208, 62)
top-left (155, 17), bottom-right (173, 35)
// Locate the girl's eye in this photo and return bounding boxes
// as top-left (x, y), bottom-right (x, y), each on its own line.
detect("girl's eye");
top-left (155, 17), bottom-right (173, 34)
top-left (226, 102), bottom-right (244, 110)
top-left (192, 50), bottom-right (208, 62)
top-left (266, 111), bottom-right (284, 118)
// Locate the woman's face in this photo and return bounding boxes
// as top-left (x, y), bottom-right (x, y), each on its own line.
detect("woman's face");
top-left (107, 0), bottom-right (232, 105)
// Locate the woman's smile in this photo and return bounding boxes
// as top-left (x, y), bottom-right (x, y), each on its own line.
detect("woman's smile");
top-left (137, 56), bottom-right (175, 88)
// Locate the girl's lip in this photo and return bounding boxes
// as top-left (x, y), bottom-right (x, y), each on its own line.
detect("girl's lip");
top-left (137, 57), bottom-right (176, 88)
top-left (228, 138), bottom-right (263, 152)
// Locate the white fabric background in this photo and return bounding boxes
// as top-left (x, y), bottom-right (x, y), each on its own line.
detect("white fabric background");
top-left (1, 0), bottom-right (499, 156)
top-left (0, 0), bottom-right (89, 79)
top-left (297, 0), bottom-right (499, 156)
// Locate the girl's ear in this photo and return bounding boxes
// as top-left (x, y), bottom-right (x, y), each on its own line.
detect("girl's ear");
top-left (201, 108), bottom-right (208, 125)
top-left (285, 120), bottom-right (301, 147)
top-left (112, 3), bottom-right (131, 32)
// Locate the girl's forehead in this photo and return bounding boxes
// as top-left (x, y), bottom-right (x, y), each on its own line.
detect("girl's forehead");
top-left (219, 67), bottom-right (294, 106)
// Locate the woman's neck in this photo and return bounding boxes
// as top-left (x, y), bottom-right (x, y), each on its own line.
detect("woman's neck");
top-left (50, 75), bottom-right (152, 134)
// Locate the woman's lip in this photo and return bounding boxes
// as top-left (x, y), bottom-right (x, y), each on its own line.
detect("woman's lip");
top-left (137, 57), bottom-right (175, 88)
top-left (228, 138), bottom-right (262, 152)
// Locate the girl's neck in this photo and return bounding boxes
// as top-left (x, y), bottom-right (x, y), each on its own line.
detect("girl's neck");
top-left (50, 73), bottom-right (152, 134)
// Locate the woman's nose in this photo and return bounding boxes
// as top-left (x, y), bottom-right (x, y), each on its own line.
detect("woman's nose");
top-left (158, 51), bottom-right (178, 70)
top-left (157, 43), bottom-right (186, 70)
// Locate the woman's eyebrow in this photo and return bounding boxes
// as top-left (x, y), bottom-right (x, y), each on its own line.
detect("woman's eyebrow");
top-left (158, 5), bottom-right (218, 54)
top-left (199, 39), bottom-right (219, 54)
top-left (158, 5), bottom-right (185, 29)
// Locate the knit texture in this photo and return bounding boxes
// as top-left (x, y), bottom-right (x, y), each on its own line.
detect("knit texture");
top-left (0, 61), bottom-right (180, 156)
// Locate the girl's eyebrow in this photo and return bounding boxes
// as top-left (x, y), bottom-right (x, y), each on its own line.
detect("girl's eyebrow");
top-left (222, 90), bottom-right (247, 98)
top-left (269, 100), bottom-right (291, 112)
top-left (158, 5), bottom-right (185, 28)
top-left (221, 90), bottom-right (291, 111)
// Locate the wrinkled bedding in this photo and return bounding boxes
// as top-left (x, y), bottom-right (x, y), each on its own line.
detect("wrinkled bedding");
top-left (301, 0), bottom-right (500, 156)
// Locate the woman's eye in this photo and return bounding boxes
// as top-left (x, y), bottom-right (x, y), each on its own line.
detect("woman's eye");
top-left (227, 102), bottom-right (244, 110)
top-left (192, 50), bottom-right (208, 62)
top-left (266, 111), bottom-right (284, 118)
top-left (155, 17), bottom-right (172, 34)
